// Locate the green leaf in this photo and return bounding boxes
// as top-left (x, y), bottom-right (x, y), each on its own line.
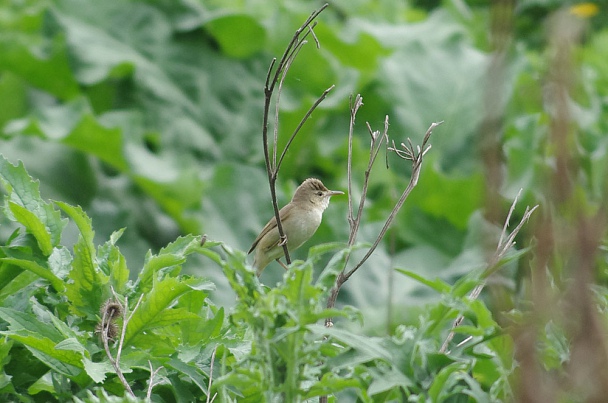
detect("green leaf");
top-left (124, 276), bottom-right (214, 346)
top-left (5, 332), bottom-right (84, 377)
top-left (0, 257), bottom-right (64, 292)
top-left (0, 155), bottom-right (67, 249)
top-left (82, 358), bottom-right (113, 383)
top-left (27, 372), bottom-right (55, 396)
top-left (8, 202), bottom-right (53, 255)
top-left (97, 229), bottom-right (129, 294)
top-left (395, 268), bottom-right (451, 294)
top-left (307, 324), bottom-right (392, 362)
top-left (137, 234), bottom-right (205, 294)
top-left (204, 14), bottom-right (266, 58)
top-left (166, 357), bottom-right (208, 395)
top-left (56, 202), bottom-right (104, 316)
top-left (0, 308), bottom-right (64, 341)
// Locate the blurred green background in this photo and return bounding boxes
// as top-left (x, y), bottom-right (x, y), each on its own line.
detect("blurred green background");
top-left (1, 0), bottom-right (606, 333)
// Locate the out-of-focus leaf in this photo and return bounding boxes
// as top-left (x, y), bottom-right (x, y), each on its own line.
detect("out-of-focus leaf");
top-left (204, 14), bottom-right (266, 58)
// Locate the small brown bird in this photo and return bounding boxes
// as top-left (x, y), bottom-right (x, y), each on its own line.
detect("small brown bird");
top-left (248, 178), bottom-right (344, 276)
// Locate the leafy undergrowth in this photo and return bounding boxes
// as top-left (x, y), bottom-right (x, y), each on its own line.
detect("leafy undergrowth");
top-left (0, 154), bottom-right (516, 401)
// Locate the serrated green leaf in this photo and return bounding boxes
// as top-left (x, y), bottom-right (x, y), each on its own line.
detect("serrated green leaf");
top-left (124, 276), bottom-right (212, 346)
top-left (97, 230), bottom-right (129, 293)
top-left (55, 202), bottom-right (106, 316)
top-left (0, 270), bottom-right (38, 303)
top-left (0, 308), bottom-right (63, 341)
top-left (2, 331), bottom-right (84, 377)
top-left (8, 202), bottom-right (53, 255)
top-left (82, 358), bottom-right (113, 383)
top-left (0, 257), bottom-right (64, 292)
top-left (166, 358), bottom-right (208, 394)
top-left (48, 246), bottom-right (72, 279)
top-left (137, 235), bottom-right (205, 293)
top-left (367, 366), bottom-right (412, 396)
top-left (55, 338), bottom-right (86, 355)
top-left (0, 155), bottom-right (67, 247)
top-left (145, 308), bottom-right (200, 329)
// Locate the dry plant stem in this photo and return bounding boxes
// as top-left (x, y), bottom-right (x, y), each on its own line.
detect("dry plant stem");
top-left (346, 95), bottom-right (364, 238)
top-left (100, 290), bottom-right (144, 397)
top-left (260, 3), bottom-right (329, 265)
top-left (206, 346), bottom-right (218, 403)
top-left (325, 121), bottom-right (441, 323)
top-left (147, 360), bottom-right (164, 399)
top-left (439, 191), bottom-right (539, 353)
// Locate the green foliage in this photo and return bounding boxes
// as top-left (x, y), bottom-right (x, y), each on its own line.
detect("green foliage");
top-left (1, 0), bottom-right (607, 401)
top-left (0, 155), bottom-right (222, 400)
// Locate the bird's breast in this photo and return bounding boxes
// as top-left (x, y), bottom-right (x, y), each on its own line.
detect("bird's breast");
top-left (284, 208), bottom-right (323, 250)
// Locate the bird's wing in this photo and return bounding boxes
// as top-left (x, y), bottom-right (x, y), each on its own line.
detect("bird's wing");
top-left (248, 206), bottom-right (291, 254)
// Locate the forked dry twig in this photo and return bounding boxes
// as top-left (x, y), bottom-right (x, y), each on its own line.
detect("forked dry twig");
top-left (439, 191), bottom-right (539, 353)
top-left (324, 96), bottom-right (442, 325)
top-left (261, 3), bottom-right (331, 266)
top-left (99, 288), bottom-right (144, 397)
top-left (147, 360), bottom-right (164, 399)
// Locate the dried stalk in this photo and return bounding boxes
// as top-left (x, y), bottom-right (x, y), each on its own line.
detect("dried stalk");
top-left (324, 98), bottom-right (441, 324)
top-left (261, 3), bottom-right (330, 265)
top-left (439, 190), bottom-right (539, 353)
top-left (206, 346), bottom-right (218, 403)
top-left (146, 360), bottom-right (164, 399)
top-left (99, 289), bottom-right (144, 397)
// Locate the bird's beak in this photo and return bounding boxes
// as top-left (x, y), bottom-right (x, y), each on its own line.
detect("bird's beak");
top-left (327, 190), bottom-right (344, 197)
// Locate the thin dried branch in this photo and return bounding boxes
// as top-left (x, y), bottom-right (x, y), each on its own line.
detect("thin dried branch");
top-left (206, 346), bottom-right (218, 403)
top-left (260, 3), bottom-right (330, 266)
top-left (99, 290), bottom-right (144, 397)
top-left (439, 193), bottom-right (539, 353)
top-left (325, 119), bottom-right (441, 325)
top-left (276, 84), bottom-right (335, 171)
top-left (146, 360), bottom-right (164, 399)
top-left (346, 95), bottom-right (364, 233)
top-left (348, 117), bottom-right (390, 247)
top-left (345, 121), bottom-right (441, 281)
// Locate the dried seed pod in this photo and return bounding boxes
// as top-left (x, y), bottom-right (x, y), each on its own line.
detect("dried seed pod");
top-left (100, 300), bottom-right (123, 321)
top-left (95, 321), bottom-right (119, 341)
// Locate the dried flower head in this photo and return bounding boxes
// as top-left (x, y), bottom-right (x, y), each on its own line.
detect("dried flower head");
top-left (100, 300), bottom-right (123, 321)
top-left (95, 321), bottom-right (119, 341)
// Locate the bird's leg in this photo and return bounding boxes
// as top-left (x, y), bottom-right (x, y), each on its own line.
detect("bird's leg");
top-left (278, 235), bottom-right (288, 246)
top-left (276, 259), bottom-right (289, 271)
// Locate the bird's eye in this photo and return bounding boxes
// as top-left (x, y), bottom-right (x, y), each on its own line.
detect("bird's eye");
top-left (317, 191), bottom-right (323, 196)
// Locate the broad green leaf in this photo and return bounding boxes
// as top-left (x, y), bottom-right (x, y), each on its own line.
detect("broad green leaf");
top-left (0, 257), bottom-right (64, 292)
top-left (367, 366), bottom-right (413, 396)
top-left (0, 155), bottom-right (67, 247)
top-left (27, 372), bottom-right (55, 396)
top-left (3, 332), bottom-right (83, 376)
top-left (0, 270), bottom-right (38, 303)
top-left (56, 202), bottom-right (104, 316)
top-left (124, 276), bottom-right (214, 346)
top-left (97, 229), bottom-right (129, 293)
top-left (395, 268), bottom-right (451, 294)
top-left (0, 308), bottom-right (64, 341)
top-left (166, 358), bottom-right (208, 395)
top-left (82, 358), bottom-right (113, 383)
top-left (137, 234), bottom-right (204, 293)
top-left (307, 324), bottom-right (392, 362)
top-left (8, 202), bottom-right (53, 255)
top-left (0, 18), bottom-right (80, 100)
top-left (144, 308), bottom-right (200, 329)
top-left (303, 372), bottom-right (361, 398)
top-left (204, 14), bottom-right (266, 58)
